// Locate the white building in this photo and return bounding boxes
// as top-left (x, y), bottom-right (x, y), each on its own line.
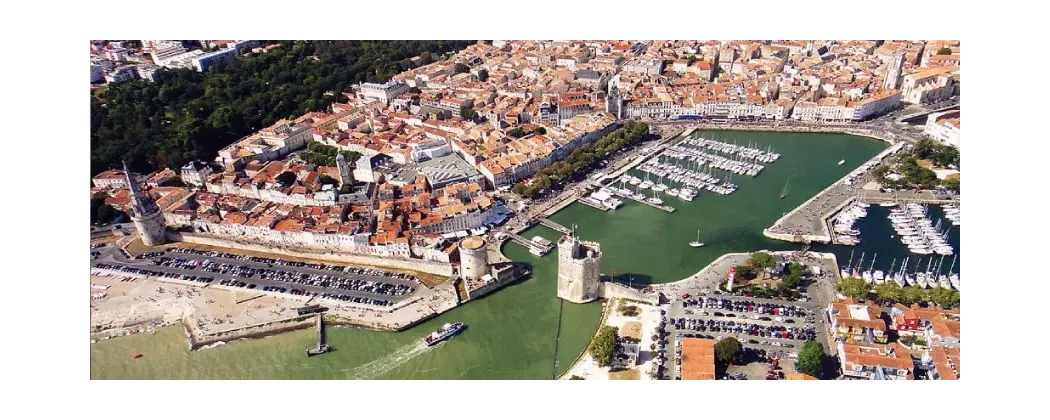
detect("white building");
top-left (150, 42), bottom-right (189, 66)
top-left (358, 81), bottom-right (410, 105)
top-left (105, 65), bottom-right (138, 84)
top-left (901, 68), bottom-right (955, 105)
top-left (192, 48), bottom-right (238, 72)
top-left (180, 161), bottom-right (213, 187)
top-left (136, 64), bottom-right (161, 82)
top-left (924, 110), bottom-right (960, 149)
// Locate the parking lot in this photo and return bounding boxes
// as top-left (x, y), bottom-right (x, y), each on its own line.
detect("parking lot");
top-left (660, 289), bottom-right (831, 380)
top-left (91, 247), bottom-right (423, 308)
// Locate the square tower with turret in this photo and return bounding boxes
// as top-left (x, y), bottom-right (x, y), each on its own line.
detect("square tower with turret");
top-left (557, 234), bottom-right (602, 304)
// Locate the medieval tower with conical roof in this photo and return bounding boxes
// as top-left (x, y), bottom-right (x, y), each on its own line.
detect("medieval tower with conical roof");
top-left (124, 161), bottom-right (167, 246)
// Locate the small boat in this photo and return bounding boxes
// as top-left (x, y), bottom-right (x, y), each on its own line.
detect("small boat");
top-left (133, 354), bottom-right (144, 359)
top-left (423, 322), bottom-right (465, 347)
top-left (780, 180), bottom-right (789, 199)
top-left (837, 159), bottom-right (846, 166)
top-left (689, 230), bottom-right (704, 248)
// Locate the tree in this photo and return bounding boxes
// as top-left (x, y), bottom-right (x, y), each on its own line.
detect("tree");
top-left (511, 182), bottom-right (527, 196)
top-left (874, 281), bottom-right (903, 303)
top-left (460, 107), bottom-right (479, 121)
top-left (747, 252), bottom-right (776, 271)
top-left (936, 47), bottom-right (953, 55)
top-left (96, 203), bottom-right (119, 225)
top-left (929, 287), bottom-right (960, 309)
top-left (900, 285), bottom-right (929, 306)
top-left (734, 264), bottom-right (755, 279)
top-left (317, 174), bottom-right (338, 185)
top-left (714, 337), bottom-right (742, 366)
top-left (796, 341), bottom-right (825, 379)
top-left (836, 277), bottom-right (871, 300)
top-left (90, 41), bottom-right (474, 175)
top-left (453, 62), bottom-right (469, 74)
top-left (943, 173), bottom-right (960, 191)
top-left (569, 375), bottom-right (584, 380)
top-left (276, 171), bottom-right (297, 187)
top-left (507, 127), bottom-right (526, 138)
top-left (589, 326), bottom-right (619, 367)
top-left (477, 69), bottom-right (489, 82)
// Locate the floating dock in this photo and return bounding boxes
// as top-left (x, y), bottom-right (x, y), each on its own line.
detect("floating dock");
top-left (608, 189), bottom-right (676, 213)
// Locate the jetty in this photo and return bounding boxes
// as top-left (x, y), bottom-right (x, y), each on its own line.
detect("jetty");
top-left (608, 189), bottom-right (676, 213)
top-left (507, 233), bottom-right (555, 256)
top-left (537, 218), bottom-right (573, 236)
top-left (306, 313), bottom-right (330, 357)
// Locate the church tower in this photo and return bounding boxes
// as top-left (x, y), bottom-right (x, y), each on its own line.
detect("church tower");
top-left (336, 153), bottom-right (354, 187)
top-left (124, 161), bottom-right (167, 246)
top-left (606, 84), bottom-right (624, 119)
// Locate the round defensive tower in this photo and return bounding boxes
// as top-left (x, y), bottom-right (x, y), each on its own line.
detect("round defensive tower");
top-left (459, 236), bottom-right (489, 281)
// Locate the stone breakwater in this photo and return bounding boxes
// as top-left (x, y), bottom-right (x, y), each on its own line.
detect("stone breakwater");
top-left (763, 140), bottom-right (906, 244)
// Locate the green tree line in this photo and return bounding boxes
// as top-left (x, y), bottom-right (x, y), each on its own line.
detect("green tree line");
top-left (836, 276), bottom-right (960, 308)
top-left (512, 121), bottom-right (650, 198)
top-left (91, 40), bottom-right (474, 175)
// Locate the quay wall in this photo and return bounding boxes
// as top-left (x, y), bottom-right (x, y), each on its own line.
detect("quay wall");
top-left (599, 282), bottom-right (659, 305)
top-left (170, 232), bottom-right (454, 276)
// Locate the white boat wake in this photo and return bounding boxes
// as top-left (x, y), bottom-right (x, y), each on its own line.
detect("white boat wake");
top-left (342, 341), bottom-right (434, 379)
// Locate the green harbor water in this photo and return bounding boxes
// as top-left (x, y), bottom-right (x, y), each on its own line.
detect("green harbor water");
top-left (92, 130), bottom-right (913, 380)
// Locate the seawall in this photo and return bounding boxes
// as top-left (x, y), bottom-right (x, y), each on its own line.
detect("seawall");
top-left (171, 232), bottom-right (454, 276)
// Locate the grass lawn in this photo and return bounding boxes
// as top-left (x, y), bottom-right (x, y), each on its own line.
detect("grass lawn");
top-left (608, 368), bottom-right (640, 380)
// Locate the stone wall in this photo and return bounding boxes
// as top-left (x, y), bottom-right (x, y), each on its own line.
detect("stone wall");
top-left (599, 282), bottom-right (659, 305)
top-left (169, 232), bottom-right (454, 276)
top-left (187, 314), bottom-right (316, 350)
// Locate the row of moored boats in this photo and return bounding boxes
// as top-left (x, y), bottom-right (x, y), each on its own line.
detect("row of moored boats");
top-left (679, 137), bottom-right (781, 164)
top-left (942, 204), bottom-right (961, 226)
top-left (889, 203), bottom-right (954, 256)
top-left (842, 253), bottom-right (960, 290)
top-left (832, 201), bottom-right (870, 246)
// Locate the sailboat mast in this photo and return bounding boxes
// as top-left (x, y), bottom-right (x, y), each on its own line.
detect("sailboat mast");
top-left (869, 254), bottom-right (877, 272)
top-left (947, 254), bottom-right (957, 274)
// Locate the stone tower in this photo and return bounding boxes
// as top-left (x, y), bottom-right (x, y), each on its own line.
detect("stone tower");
top-left (606, 84), bottom-right (624, 119)
top-left (123, 161), bottom-right (167, 246)
top-left (459, 236), bottom-right (489, 281)
top-left (336, 153), bottom-right (354, 187)
top-left (557, 234), bottom-right (602, 304)
top-left (884, 54), bottom-right (904, 90)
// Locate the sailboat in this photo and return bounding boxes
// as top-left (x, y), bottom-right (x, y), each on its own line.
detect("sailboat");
top-left (780, 180), bottom-right (789, 199)
top-left (689, 229), bottom-right (704, 248)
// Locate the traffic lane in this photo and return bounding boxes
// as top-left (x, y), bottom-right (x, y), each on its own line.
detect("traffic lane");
top-left (92, 261), bottom-right (417, 305)
top-left (159, 250), bottom-right (420, 289)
